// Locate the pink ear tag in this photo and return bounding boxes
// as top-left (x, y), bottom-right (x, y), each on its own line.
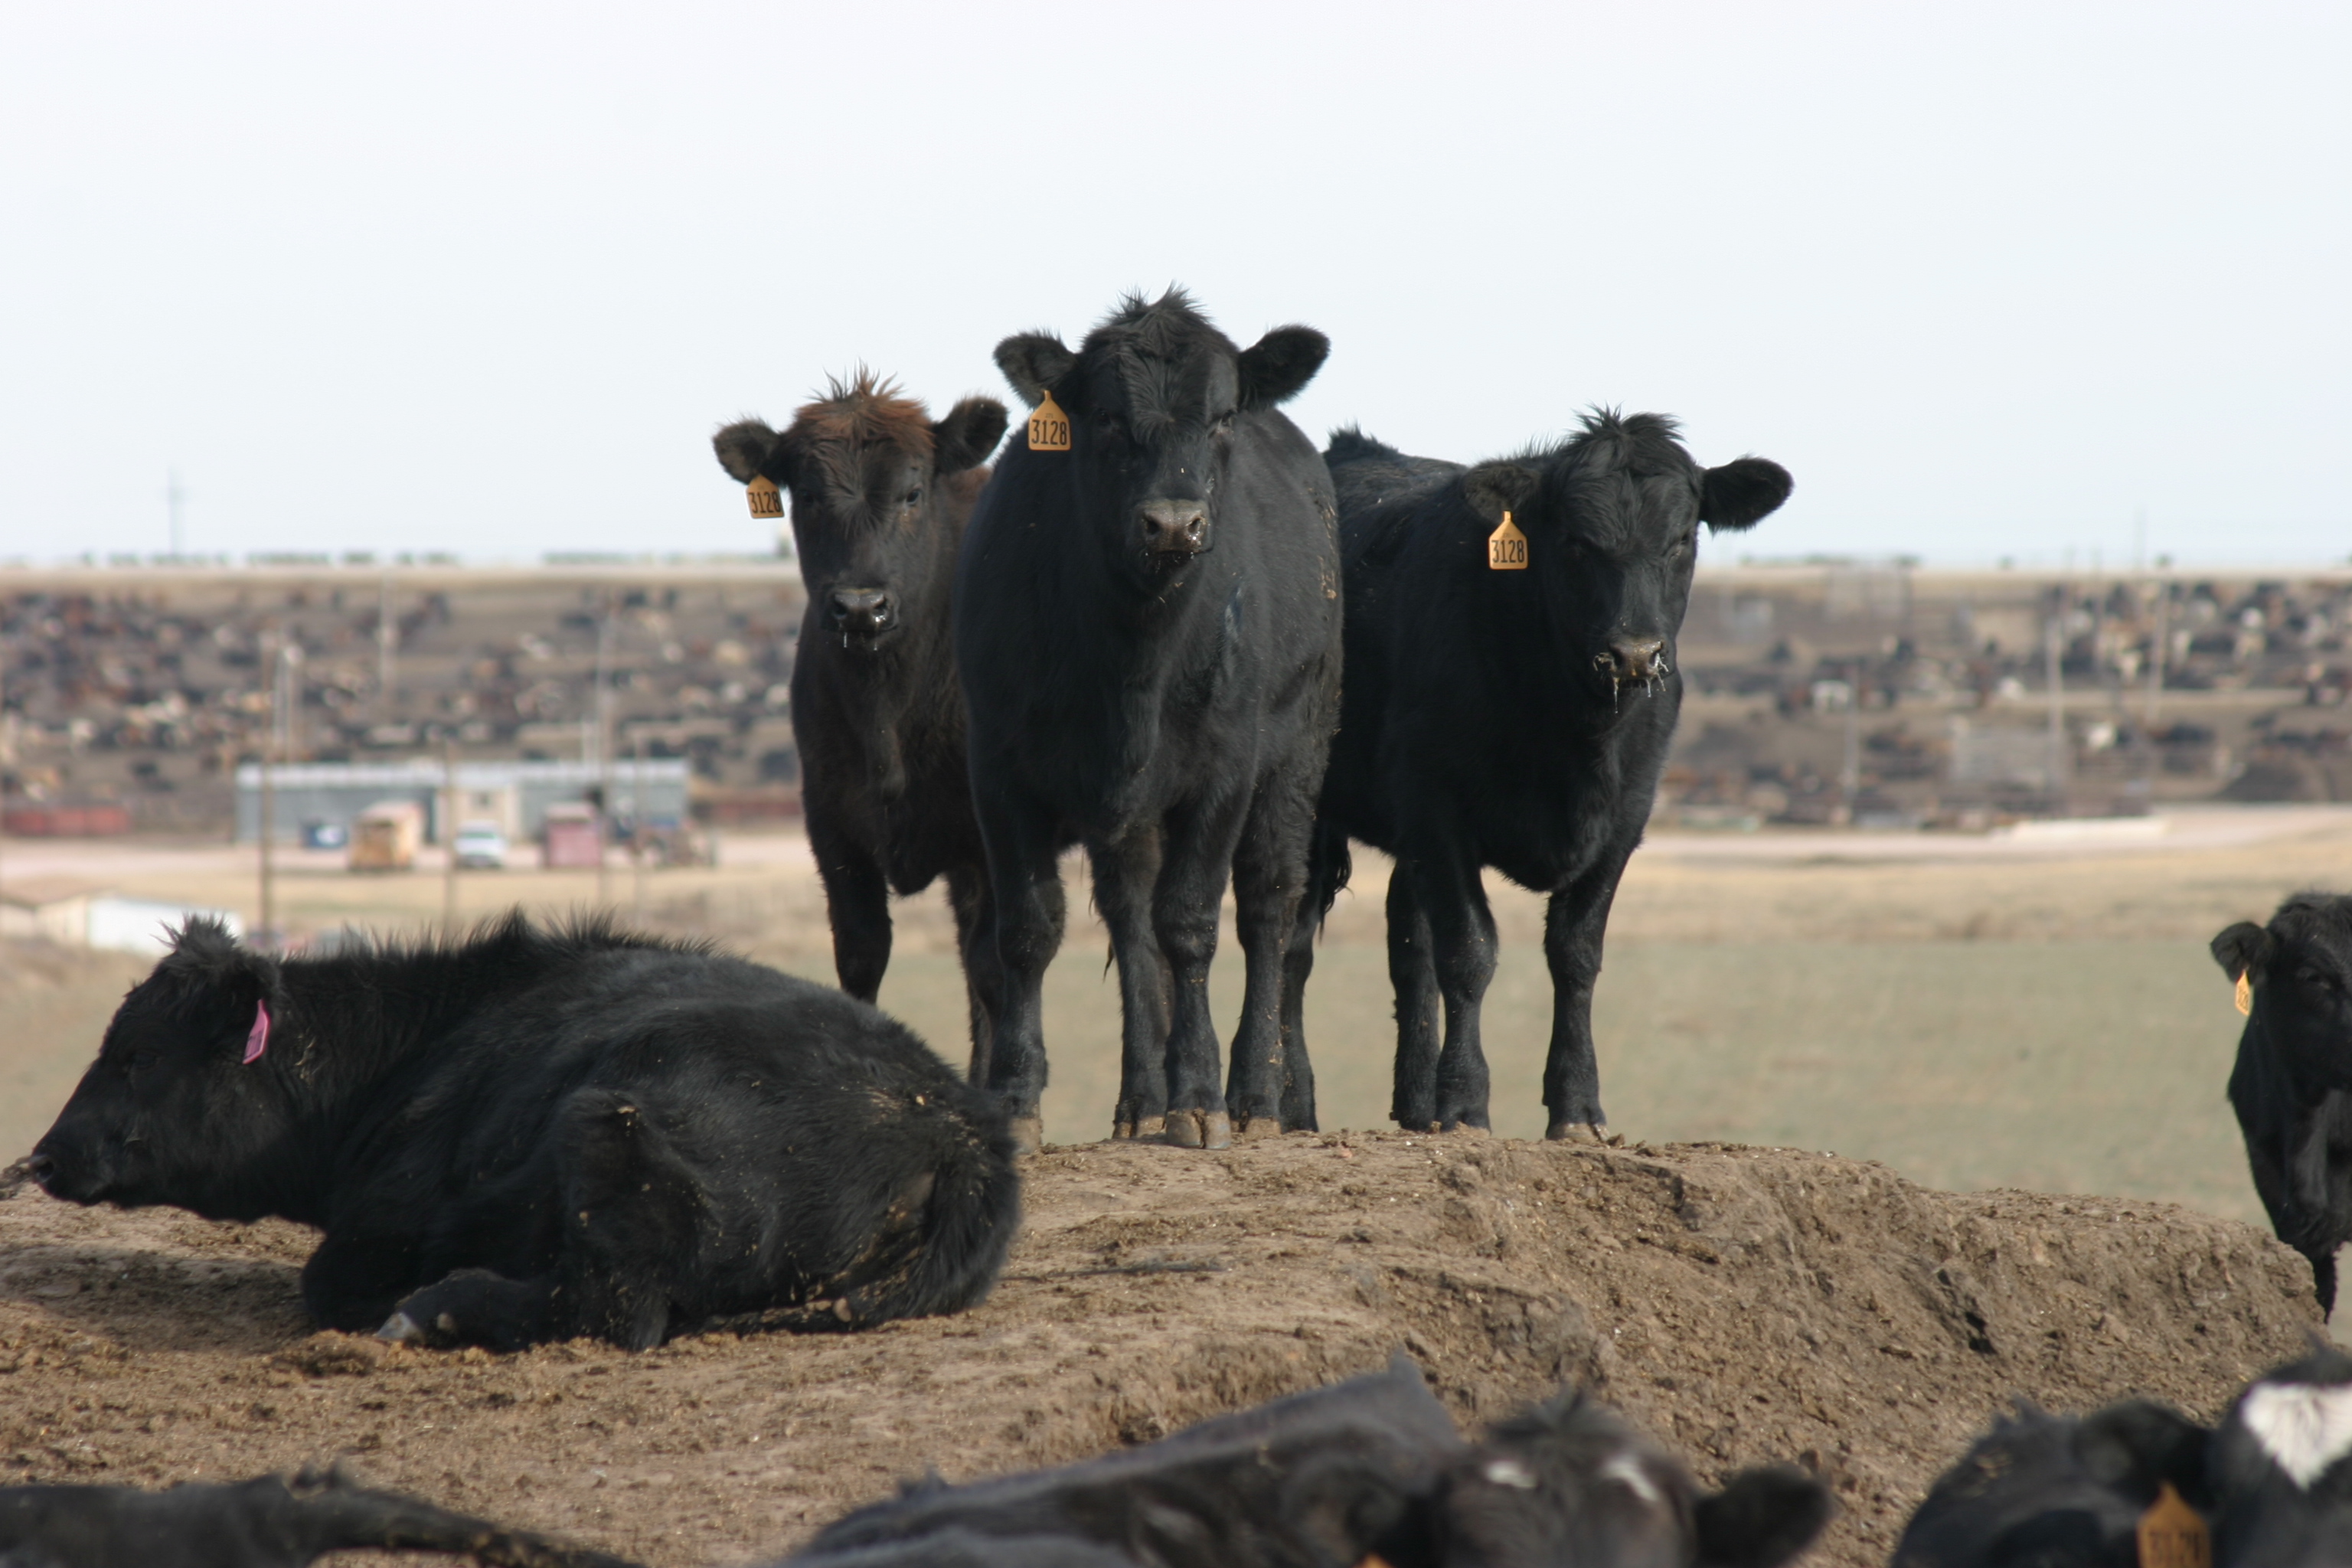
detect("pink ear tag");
top-left (243, 1001), bottom-right (271, 1065)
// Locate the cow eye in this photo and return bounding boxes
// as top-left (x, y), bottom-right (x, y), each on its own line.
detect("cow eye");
top-left (127, 1050), bottom-right (159, 1074)
top-left (902, 487), bottom-right (922, 506)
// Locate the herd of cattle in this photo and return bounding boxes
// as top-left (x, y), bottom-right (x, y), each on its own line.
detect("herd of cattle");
top-left (11, 286), bottom-right (2352, 1562)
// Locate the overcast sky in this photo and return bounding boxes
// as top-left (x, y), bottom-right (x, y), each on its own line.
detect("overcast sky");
top-left (2, 2), bottom-right (2345, 569)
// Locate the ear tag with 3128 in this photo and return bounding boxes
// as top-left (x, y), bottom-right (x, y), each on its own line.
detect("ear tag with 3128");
top-left (745, 475), bottom-right (783, 521)
top-left (1488, 511), bottom-right (1527, 570)
top-left (1028, 391), bottom-right (1072, 453)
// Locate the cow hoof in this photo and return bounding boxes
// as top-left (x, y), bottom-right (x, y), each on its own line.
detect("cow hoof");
top-left (1198, 1112), bottom-right (1233, 1150)
top-left (1545, 1120), bottom-right (1613, 1145)
top-left (1439, 1121), bottom-right (1491, 1138)
top-left (1165, 1111), bottom-right (1234, 1150)
top-left (377, 1312), bottom-right (428, 1345)
top-left (1112, 1116), bottom-right (1166, 1141)
top-left (1229, 1116), bottom-right (1283, 1144)
top-left (1008, 1116), bottom-right (1044, 1157)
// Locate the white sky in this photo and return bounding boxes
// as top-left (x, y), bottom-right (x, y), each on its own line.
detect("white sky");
top-left (2, 1), bottom-right (2345, 568)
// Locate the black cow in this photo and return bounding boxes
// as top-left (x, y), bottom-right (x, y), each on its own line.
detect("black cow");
top-left (0, 1467), bottom-right (637, 1568)
top-left (2213, 893), bottom-right (2352, 1314)
top-left (2210, 1346), bottom-right (2352, 1565)
top-left (786, 1359), bottom-right (1828, 1568)
top-left (1282, 418), bottom-right (1790, 1137)
top-left (1890, 1399), bottom-right (2211, 1566)
top-left (797, 1357), bottom-right (1460, 1568)
top-left (956, 289), bottom-right (1344, 1150)
top-left (28, 913), bottom-right (1019, 1350)
top-left (714, 377), bottom-right (1048, 1076)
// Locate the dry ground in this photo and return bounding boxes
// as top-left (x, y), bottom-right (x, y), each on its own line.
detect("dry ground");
top-left (0, 1135), bottom-right (2318, 1568)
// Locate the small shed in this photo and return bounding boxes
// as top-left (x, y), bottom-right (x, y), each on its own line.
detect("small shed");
top-left (0, 877), bottom-right (107, 945)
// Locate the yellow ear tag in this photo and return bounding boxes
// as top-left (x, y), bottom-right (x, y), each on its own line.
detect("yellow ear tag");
top-left (1488, 511), bottom-right (1528, 570)
top-left (1027, 390), bottom-right (1071, 452)
top-left (745, 475), bottom-right (783, 521)
top-left (2136, 1482), bottom-right (2210, 1568)
top-left (2236, 972), bottom-right (2253, 1016)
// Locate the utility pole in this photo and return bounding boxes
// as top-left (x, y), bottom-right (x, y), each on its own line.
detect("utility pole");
top-left (377, 570), bottom-right (397, 714)
top-left (2145, 581), bottom-right (2168, 731)
top-left (629, 733), bottom-right (647, 926)
top-left (258, 636), bottom-right (279, 950)
top-left (1839, 660), bottom-right (1861, 821)
top-left (443, 736), bottom-right (459, 933)
top-left (594, 599), bottom-right (616, 906)
top-left (2045, 610), bottom-right (2068, 813)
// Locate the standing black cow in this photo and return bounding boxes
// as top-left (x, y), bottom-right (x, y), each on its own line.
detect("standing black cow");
top-left (2213, 892), bottom-right (2352, 1315)
top-left (714, 376), bottom-right (1046, 1076)
top-left (1282, 417), bottom-right (1789, 1138)
top-left (956, 289), bottom-right (1343, 1151)
top-left (29, 913), bottom-right (1020, 1350)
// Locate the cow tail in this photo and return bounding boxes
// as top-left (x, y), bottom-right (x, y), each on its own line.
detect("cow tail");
top-left (851, 1101), bottom-right (1023, 1325)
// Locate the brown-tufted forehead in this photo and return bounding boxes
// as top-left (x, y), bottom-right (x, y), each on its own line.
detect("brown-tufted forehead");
top-left (782, 371), bottom-right (936, 507)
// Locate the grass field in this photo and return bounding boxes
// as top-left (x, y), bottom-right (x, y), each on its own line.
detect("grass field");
top-left (9, 808), bottom-right (2340, 1231)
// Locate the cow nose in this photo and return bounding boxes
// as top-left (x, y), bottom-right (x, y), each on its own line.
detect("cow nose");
top-left (1138, 501), bottom-right (1209, 556)
top-left (827, 587), bottom-right (896, 635)
top-left (1594, 637), bottom-right (1669, 684)
top-left (24, 1152), bottom-right (55, 1187)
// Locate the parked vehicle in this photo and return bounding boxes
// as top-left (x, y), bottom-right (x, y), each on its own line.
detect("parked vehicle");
top-left (452, 822), bottom-right (508, 870)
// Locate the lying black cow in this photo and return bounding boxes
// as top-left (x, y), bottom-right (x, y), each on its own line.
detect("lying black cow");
top-left (787, 1357), bottom-right (1828, 1568)
top-left (0, 1466), bottom-right (635, 1568)
top-left (29, 913), bottom-right (1019, 1350)
top-left (1285, 418), bottom-right (1789, 1137)
top-left (2213, 893), bottom-right (2352, 1314)
top-left (714, 377), bottom-right (1049, 1076)
top-left (2210, 1345), bottom-right (2352, 1565)
top-left (1890, 1397), bottom-right (2211, 1566)
top-left (957, 289), bottom-right (1344, 1149)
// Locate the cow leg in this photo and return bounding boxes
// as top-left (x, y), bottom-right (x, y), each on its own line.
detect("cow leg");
top-left (378, 1267), bottom-right (554, 1352)
top-left (1228, 777), bottom-right (1319, 1134)
top-left (1277, 821), bottom-right (1350, 1132)
top-left (301, 1223), bottom-right (429, 1333)
top-left (1155, 797), bottom-right (1252, 1149)
top-left (550, 1089), bottom-right (706, 1349)
top-left (1540, 852), bottom-right (1633, 1138)
top-left (1386, 856), bottom-right (1442, 1131)
top-left (1411, 841), bottom-right (1498, 1132)
top-left (1091, 826), bottom-right (1173, 1138)
top-left (946, 861), bottom-right (997, 1085)
top-left (978, 795), bottom-right (1068, 1153)
top-left (812, 822), bottom-right (892, 1004)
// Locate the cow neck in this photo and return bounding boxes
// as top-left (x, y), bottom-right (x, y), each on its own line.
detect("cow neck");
top-left (266, 941), bottom-right (551, 1165)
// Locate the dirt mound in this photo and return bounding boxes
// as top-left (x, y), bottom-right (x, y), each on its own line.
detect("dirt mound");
top-left (0, 1134), bottom-right (2317, 1567)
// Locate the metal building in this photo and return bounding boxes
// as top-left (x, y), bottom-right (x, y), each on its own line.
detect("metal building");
top-left (232, 759), bottom-right (691, 843)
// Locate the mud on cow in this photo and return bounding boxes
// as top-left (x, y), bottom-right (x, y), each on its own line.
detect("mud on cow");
top-left (714, 376), bottom-right (1037, 1076)
top-left (956, 289), bottom-right (1344, 1151)
top-left (1284, 417), bottom-right (1789, 1138)
top-left (29, 914), bottom-right (1020, 1351)
top-left (2212, 892), bottom-right (2352, 1314)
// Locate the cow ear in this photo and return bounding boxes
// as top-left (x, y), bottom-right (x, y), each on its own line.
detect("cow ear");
top-left (2213, 921), bottom-right (2273, 982)
top-left (1462, 461), bottom-right (1541, 524)
top-left (162, 916), bottom-right (280, 1009)
top-left (994, 333), bottom-right (1075, 410)
top-left (1693, 1466), bottom-right (1833, 1568)
top-left (713, 420), bottom-right (789, 486)
top-left (1236, 325), bottom-right (1329, 409)
top-left (1700, 458), bottom-right (1792, 532)
top-left (931, 397), bottom-right (1008, 474)
top-left (2075, 1398), bottom-right (2210, 1504)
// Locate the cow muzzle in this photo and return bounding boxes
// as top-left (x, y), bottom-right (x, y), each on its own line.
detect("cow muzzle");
top-left (1592, 637), bottom-right (1671, 688)
top-left (825, 586), bottom-right (897, 640)
top-left (1138, 500), bottom-right (1210, 558)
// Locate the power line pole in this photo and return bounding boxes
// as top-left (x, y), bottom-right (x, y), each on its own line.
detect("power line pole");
top-left (443, 736), bottom-right (459, 933)
top-left (377, 570), bottom-right (397, 715)
top-left (594, 599), bottom-right (615, 906)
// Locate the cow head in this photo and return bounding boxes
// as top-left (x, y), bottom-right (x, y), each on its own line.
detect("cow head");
top-left (1436, 1391), bottom-right (1829, 1568)
top-left (30, 917), bottom-right (290, 1220)
top-left (995, 289), bottom-right (1326, 585)
top-left (1458, 413), bottom-right (1789, 710)
top-left (2212, 1348), bottom-right (2352, 1564)
top-left (1890, 1398), bottom-right (2210, 1566)
top-left (2213, 893), bottom-right (2352, 1087)
top-left (714, 375), bottom-right (1006, 649)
